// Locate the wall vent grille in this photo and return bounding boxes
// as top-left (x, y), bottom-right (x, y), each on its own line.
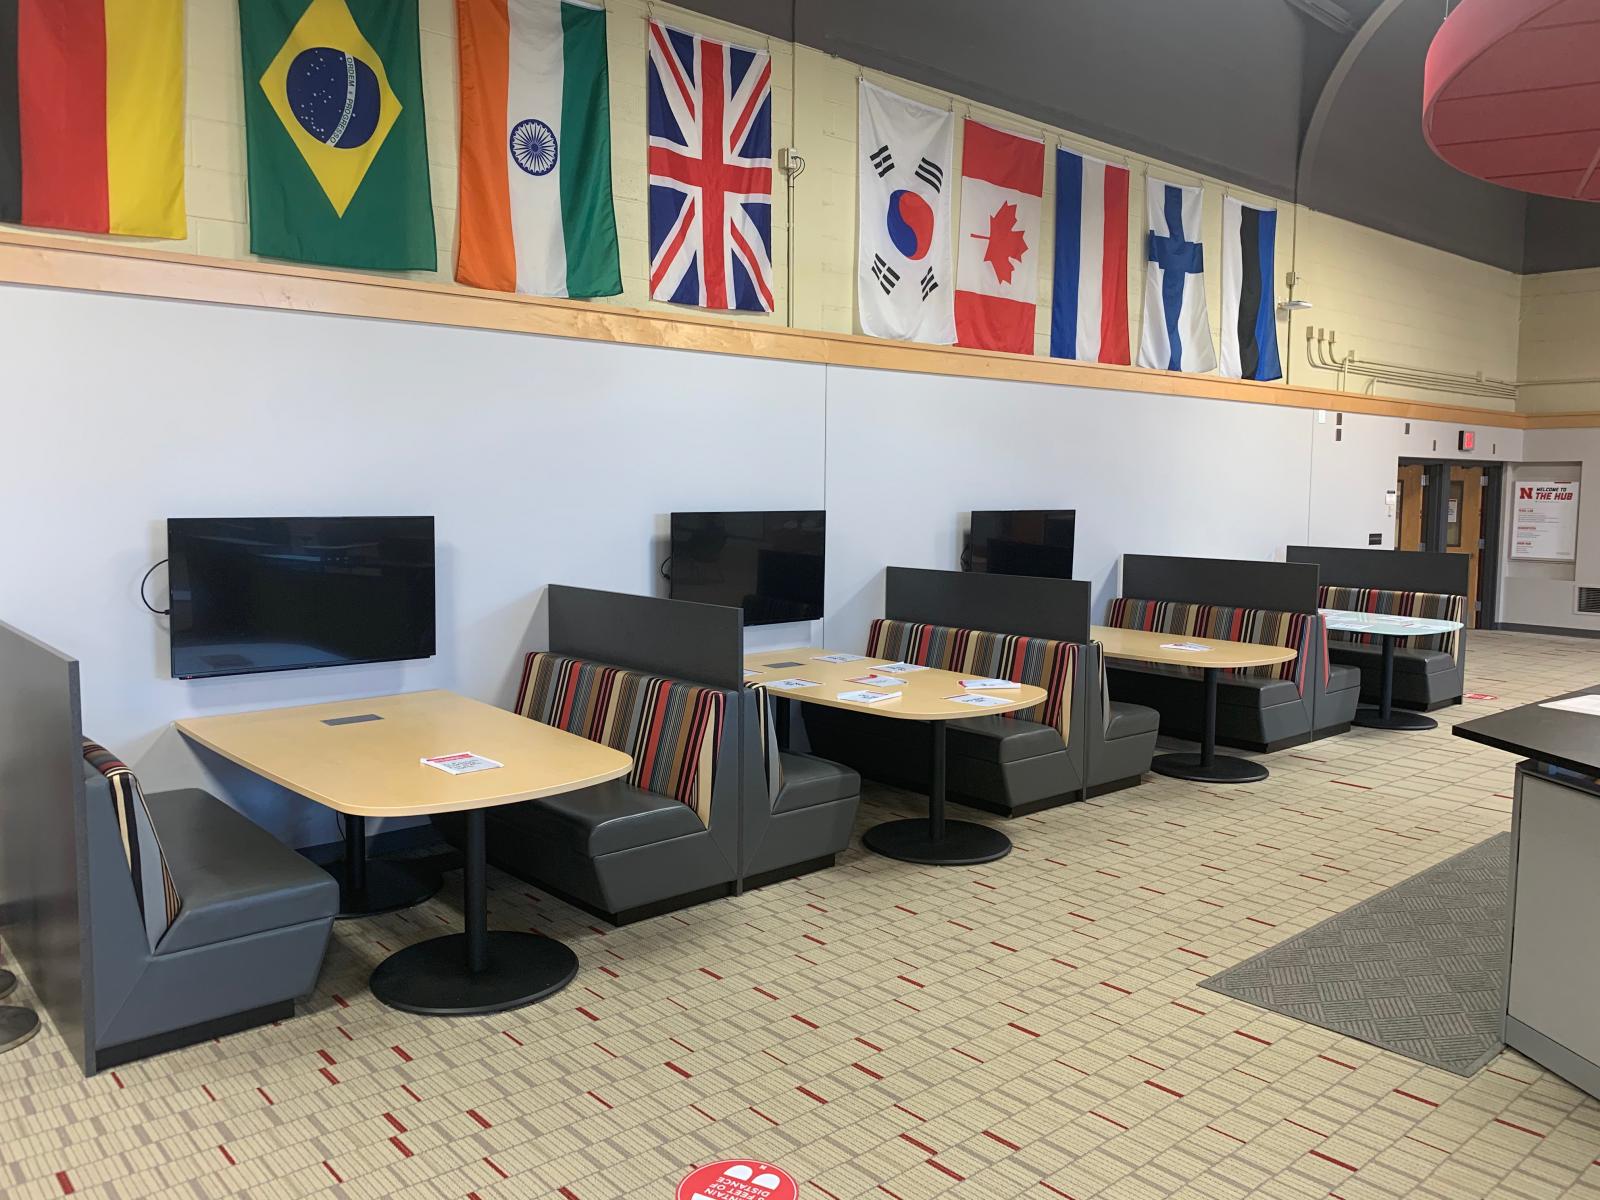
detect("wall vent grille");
top-left (1576, 587), bottom-right (1600, 615)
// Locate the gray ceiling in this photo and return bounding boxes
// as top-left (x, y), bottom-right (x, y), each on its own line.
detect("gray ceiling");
top-left (675, 0), bottom-right (1600, 274)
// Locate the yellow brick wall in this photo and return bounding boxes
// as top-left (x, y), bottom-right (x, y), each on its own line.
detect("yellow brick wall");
top-left (4, 0), bottom-right (1528, 410)
top-left (1518, 269), bottom-right (1600, 414)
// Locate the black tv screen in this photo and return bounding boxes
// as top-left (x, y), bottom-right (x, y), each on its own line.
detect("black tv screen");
top-left (670, 511), bottom-right (825, 626)
top-left (968, 510), bottom-right (1076, 579)
top-left (168, 516), bottom-right (437, 679)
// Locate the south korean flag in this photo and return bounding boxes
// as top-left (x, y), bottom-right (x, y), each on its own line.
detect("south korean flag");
top-left (858, 80), bottom-right (956, 344)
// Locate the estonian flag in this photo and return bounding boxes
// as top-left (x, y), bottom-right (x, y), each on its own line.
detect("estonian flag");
top-left (1219, 197), bottom-right (1283, 382)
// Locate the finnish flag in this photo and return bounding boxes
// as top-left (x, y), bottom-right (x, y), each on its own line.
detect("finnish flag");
top-left (1219, 197), bottom-right (1284, 381)
top-left (1137, 178), bottom-right (1216, 374)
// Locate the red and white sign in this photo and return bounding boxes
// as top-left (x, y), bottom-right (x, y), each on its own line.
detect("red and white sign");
top-left (677, 1161), bottom-right (798, 1200)
top-left (956, 119), bottom-right (1044, 354)
top-left (1511, 480), bottom-right (1580, 562)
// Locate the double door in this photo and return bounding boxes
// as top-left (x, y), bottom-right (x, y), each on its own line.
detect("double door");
top-left (1395, 462), bottom-right (1490, 628)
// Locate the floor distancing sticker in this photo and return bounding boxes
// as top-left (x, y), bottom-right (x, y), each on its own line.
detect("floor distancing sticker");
top-left (676, 1160), bottom-right (798, 1200)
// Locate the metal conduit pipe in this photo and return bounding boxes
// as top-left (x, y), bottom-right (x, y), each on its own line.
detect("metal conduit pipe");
top-left (1303, 328), bottom-right (1518, 401)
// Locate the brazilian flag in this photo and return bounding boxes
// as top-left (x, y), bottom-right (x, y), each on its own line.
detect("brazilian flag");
top-left (240, 0), bottom-right (435, 270)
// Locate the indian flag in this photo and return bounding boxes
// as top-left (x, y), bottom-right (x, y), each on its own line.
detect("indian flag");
top-left (455, 0), bottom-right (621, 298)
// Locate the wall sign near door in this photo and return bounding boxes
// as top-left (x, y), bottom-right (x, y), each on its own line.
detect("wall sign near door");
top-left (1511, 480), bottom-right (1579, 562)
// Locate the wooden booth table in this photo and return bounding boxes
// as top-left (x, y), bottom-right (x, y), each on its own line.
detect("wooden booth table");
top-left (177, 691), bottom-right (631, 1016)
top-left (744, 648), bottom-right (1046, 866)
top-left (1320, 608), bottom-right (1463, 732)
top-left (1093, 625), bottom-right (1297, 784)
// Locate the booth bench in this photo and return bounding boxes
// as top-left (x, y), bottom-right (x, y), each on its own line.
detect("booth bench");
top-left (433, 587), bottom-right (859, 924)
top-left (802, 567), bottom-right (1159, 814)
top-left (1288, 545), bottom-right (1469, 711)
top-left (1101, 555), bottom-right (1357, 752)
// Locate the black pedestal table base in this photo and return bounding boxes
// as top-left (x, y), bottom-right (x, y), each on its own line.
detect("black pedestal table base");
top-left (864, 722), bottom-right (1013, 865)
top-left (1151, 666), bottom-right (1268, 784)
top-left (1355, 632), bottom-right (1437, 732)
top-left (1353, 706), bottom-right (1437, 732)
top-left (370, 931), bottom-right (578, 1016)
top-left (337, 814), bottom-right (442, 918)
top-left (369, 808), bottom-right (577, 1016)
top-left (862, 817), bottom-right (1011, 865)
top-left (1151, 752), bottom-right (1269, 783)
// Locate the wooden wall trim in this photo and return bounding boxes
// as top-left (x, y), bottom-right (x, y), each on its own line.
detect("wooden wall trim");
top-left (0, 227), bottom-right (1573, 431)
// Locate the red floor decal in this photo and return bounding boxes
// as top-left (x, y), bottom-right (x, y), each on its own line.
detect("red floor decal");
top-left (677, 1160), bottom-right (798, 1200)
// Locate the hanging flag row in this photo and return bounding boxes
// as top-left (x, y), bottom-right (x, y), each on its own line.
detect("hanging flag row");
top-left (0, 0), bottom-right (1279, 380)
top-left (856, 81), bottom-right (1282, 380)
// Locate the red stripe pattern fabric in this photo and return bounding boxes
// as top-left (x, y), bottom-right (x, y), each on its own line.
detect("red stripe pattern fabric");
top-left (1319, 585), bottom-right (1464, 660)
top-left (865, 619), bottom-right (1076, 743)
top-left (516, 652), bottom-right (725, 825)
top-left (1103, 598), bottom-right (1323, 693)
top-left (16, 0), bottom-right (108, 233)
top-left (83, 739), bottom-right (181, 950)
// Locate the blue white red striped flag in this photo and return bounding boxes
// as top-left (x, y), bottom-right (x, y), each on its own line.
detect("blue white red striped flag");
top-left (647, 22), bottom-right (774, 312)
top-left (1049, 148), bottom-right (1131, 364)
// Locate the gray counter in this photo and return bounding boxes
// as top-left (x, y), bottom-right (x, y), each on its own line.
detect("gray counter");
top-left (1456, 695), bottom-right (1600, 1099)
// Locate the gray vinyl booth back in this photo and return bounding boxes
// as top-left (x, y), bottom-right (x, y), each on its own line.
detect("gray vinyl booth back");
top-left (0, 622), bottom-right (90, 1071)
top-left (544, 586), bottom-right (755, 908)
top-left (1285, 546), bottom-right (1469, 597)
top-left (885, 566), bottom-right (1091, 643)
top-left (549, 584), bottom-right (745, 689)
top-left (1111, 555), bottom-right (1349, 749)
top-left (1121, 554), bottom-right (1320, 613)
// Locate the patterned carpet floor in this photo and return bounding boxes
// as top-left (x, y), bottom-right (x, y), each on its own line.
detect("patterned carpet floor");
top-left (1201, 834), bottom-right (1510, 1076)
top-left (0, 630), bottom-right (1598, 1199)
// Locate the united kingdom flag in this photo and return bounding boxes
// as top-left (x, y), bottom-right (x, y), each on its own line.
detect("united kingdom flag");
top-left (647, 22), bottom-right (774, 313)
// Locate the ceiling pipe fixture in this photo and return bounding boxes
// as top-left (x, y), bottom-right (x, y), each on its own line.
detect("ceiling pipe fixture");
top-left (1282, 0), bottom-right (1359, 34)
top-left (1424, 0), bottom-right (1600, 200)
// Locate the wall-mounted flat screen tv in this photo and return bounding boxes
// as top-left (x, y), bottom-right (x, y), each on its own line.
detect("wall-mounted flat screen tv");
top-left (669, 511), bottom-right (825, 626)
top-left (968, 509), bottom-right (1076, 579)
top-left (168, 516), bottom-right (437, 679)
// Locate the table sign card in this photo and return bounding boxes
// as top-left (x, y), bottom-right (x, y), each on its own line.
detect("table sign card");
top-left (837, 689), bottom-right (900, 704)
top-left (814, 653), bottom-right (868, 663)
top-left (1160, 642), bottom-right (1211, 652)
top-left (874, 662), bottom-right (929, 674)
top-left (947, 693), bottom-right (1010, 708)
top-left (1538, 695), bottom-right (1600, 717)
top-left (762, 661), bottom-right (804, 669)
top-left (421, 752), bottom-right (503, 775)
top-left (846, 673), bottom-right (906, 688)
top-left (764, 677), bottom-right (820, 692)
top-left (959, 678), bottom-right (1020, 690)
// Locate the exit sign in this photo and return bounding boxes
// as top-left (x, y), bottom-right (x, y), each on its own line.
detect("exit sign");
top-left (1459, 430), bottom-right (1476, 451)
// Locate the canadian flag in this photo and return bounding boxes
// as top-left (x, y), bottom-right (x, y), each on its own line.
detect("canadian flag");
top-left (955, 119), bottom-right (1044, 354)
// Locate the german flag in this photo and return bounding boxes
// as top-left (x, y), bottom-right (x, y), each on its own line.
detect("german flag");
top-left (0, 0), bottom-right (185, 239)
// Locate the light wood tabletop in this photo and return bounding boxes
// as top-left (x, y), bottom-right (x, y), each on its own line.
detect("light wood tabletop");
top-left (743, 647), bottom-right (1047, 721)
top-left (1091, 625), bottom-right (1298, 670)
top-left (176, 690), bottom-right (632, 818)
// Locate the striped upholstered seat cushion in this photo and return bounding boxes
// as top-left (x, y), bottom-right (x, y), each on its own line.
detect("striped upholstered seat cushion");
top-left (1319, 586), bottom-right (1464, 660)
top-left (864, 619), bottom-right (1076, 742)
top-left (1102, 599), bottom-right (1320, 692)
top-left (83, 741), bottom-right (182, 952)
top-left (516, 653), bottom-right (726, 826)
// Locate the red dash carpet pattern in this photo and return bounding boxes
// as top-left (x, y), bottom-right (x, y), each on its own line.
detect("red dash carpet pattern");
top-left (1, 630), bottom-right (1598, 1199)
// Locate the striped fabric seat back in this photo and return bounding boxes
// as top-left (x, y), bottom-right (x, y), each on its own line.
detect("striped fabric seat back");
top-left (865, 619), bottom-right (1077, 742)
top-left (83, 741), bottom-right (182, 952)
top-left (517, 653), bottom-right (726, 826)
top-left (1319, 585), bottom-right (1464, 659)
top-left (749, 685), bottom-right (786, 805)
top-left (1103, 598), bottom-right (1318, 692)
